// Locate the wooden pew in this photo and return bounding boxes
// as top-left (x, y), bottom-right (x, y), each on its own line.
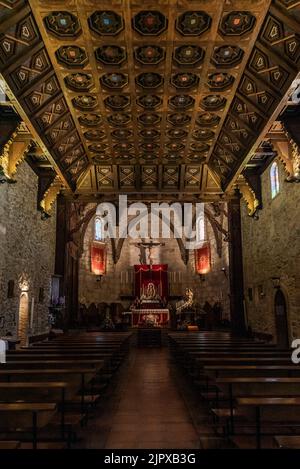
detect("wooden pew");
top-left (204, 365), bottom-right (300, 379)
top-left (274, 435), bottom-right (300, 449)
top-left (1, 359), bottom-right (105, 369)
top-left (0, 382), bottom-right (68, 439)
top-left (0, 381), bottom-right (68, 402)
top-left (0, 403), bottom-right (56, 449)
top-left (169, 330), bottom-right (300, 449)
top-left (0, 441), bottom-right (20, 449)
top-left (0, 332), bottom-right (131, 448)
top-left (214, 377), bottom-right (300, 435)
top-left (236, 397), bottom-right (300, 449)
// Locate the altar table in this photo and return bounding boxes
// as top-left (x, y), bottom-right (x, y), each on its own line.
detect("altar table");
top-left (132, 309), bottom-right (169, 327)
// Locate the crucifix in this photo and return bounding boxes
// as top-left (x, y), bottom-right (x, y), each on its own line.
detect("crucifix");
top-left (133, 239), bottom-right (165, 265)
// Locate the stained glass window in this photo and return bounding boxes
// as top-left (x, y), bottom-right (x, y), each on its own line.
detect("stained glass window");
top-left (95, 216), bottom-right (104, 241)
top-left (196, 215), bottom-right (205, 244)
top-left (270, 161), bottom-right (280, 199)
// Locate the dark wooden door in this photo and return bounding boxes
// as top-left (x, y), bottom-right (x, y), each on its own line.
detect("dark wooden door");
top-left (274, 289), bottom-right (289, 348)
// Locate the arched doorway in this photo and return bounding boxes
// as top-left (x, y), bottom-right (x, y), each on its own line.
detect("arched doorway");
top-left (274, 289), bottom-right (289, 348)
top-left (18, 293), bottom-right (29, 346)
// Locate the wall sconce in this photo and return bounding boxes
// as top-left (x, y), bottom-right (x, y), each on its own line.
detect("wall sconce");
top-left (271, 277), bottom-right (281, 289)
top-left (96, 275), bottom-right (103, 283)
top-left (199, 274), bottom-right (206, 282)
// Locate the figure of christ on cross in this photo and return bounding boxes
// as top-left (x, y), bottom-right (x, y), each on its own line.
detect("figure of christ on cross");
top-left (133, 239), bottom-right (165, 265)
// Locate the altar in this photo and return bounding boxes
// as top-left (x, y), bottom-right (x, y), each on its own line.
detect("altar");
top-left (132, 309), bottom-right (169, 328)
top-left (131, 263), bottom-right (169, 328)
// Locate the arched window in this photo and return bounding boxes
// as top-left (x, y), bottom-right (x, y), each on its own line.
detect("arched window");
top-left (94, 216), bottom-right (104, 241)
top-left (270, 161), bottom-right (280, 199)
top-left (196, 215), bottom-right (205, 244)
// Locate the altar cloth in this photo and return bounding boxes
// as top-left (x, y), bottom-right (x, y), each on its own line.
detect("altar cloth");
top-left (132, 309), bottom-right (169, 327)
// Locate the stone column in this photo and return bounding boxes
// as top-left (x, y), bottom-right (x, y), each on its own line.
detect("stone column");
top-left (55, 196), bottom-right (79, 328)
top-left (228, 195), bottom-right (246, 335)
top-left (55, 195), bottom-right (67, 279)
top-left (64, 247), bottom-right (79, 328)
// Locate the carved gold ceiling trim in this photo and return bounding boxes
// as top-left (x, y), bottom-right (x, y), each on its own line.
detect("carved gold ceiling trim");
top-left (39, 174), bottom-right (63, 216)
top-left (0, 122), bottom-right (31, 180)
top-left (1, 0), bottom-right (299, 197)
top-left (0, 75), bottom-right (70, 189)
top-left (236, 175), bottom-right (260, 217)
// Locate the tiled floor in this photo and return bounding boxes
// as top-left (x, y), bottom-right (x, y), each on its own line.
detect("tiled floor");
top-left (78, 347), bottom-right (201, 448)
top-left (77, 346), bottom-right (230, 449)
top-left (104, 348), bottom-right (200, 449)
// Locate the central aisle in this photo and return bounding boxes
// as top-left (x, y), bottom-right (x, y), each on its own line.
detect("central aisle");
top-left (103, 347), bottom-right (200, 449)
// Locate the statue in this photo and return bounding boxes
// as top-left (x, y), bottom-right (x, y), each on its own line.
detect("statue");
top-left (176, 288), bottom-right (194, 314)
top-left (140, 282), bottom-right (161, 302)
top-left (132, 239), bottom-right (165, 265)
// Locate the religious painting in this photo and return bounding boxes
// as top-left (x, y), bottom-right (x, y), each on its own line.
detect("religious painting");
top-left (140, 282), bottom-right (161, 301)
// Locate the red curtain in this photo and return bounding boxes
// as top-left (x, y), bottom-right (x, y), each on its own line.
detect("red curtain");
top-left (195, 243), bottom-right (211, 274)
top-left (134, 264), bottom-right (168, 300)
top-left (91, 242), bottom-right (106, 275)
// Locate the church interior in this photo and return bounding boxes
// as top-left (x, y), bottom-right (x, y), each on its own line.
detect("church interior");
top-left (1, 0), bottom-right (300, 452)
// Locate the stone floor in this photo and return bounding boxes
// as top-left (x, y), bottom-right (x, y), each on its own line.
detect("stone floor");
top-left (77, 345), bottom-right (230, 449)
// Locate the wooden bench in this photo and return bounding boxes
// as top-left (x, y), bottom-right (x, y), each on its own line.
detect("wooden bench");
top-left (0, 332), bottom-right (131, 448)
top-left (236, 397), bottom-right (300, 449)
top-left (0, 441), bottom-right (20, 449)
top-left (214, 377), bottom-right (300, 434)
top-left (0, 382), bottom-right (68, 439)
top-left (204, 365), bottom-right (300, 380)
top-left (274, 435), bottom-right (300, 449)
top-left (0, 403), bottom-right (56, 449)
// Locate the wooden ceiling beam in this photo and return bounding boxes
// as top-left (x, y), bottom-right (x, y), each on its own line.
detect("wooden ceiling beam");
top-left (2, 0), bottom-right (299, 199)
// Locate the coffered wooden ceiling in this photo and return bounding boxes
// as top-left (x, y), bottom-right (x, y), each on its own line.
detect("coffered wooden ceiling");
top-left (0, 0), bottom-right (299, 198)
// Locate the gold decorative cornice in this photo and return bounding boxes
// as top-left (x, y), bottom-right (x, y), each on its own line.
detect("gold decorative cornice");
top-left (281, 125), bottom-right (300, 182)
top-left (0, 122), bottom-right (31, 181)
top-left (237, 176), bottom-right (260, 217)
top-left (39, 175), bottom-right (63, 217)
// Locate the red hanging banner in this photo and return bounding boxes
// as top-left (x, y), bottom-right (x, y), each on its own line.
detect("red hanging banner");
top-left (91, 242), bottom-right (106, 275)
top-left (195, 243), bottom-right (211, 274)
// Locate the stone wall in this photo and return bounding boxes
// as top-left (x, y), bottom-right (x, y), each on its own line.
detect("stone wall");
top-left (0, 160), bottom-right (56, 340)
top-left (78, 204), bottom-right (230, 318)
top-left (241, 158), bottom-right (300, 341)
